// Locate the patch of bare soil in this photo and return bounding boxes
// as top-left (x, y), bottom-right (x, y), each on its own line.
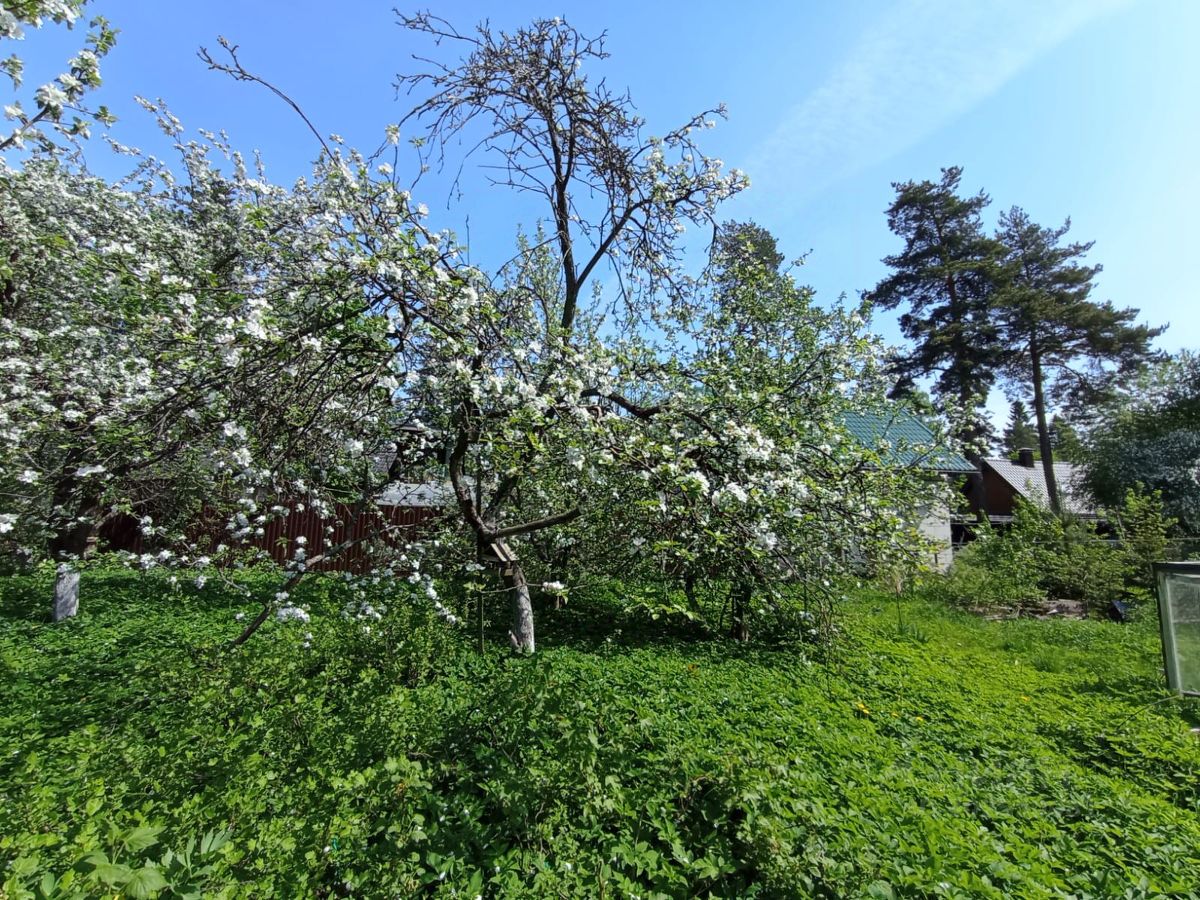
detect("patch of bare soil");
top-left (976, 598), bottom-right (1089, 620)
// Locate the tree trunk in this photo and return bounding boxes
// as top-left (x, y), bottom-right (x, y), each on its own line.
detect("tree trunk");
top-left (1029, 346), bottom-right (1062, 515)
top-left (47, 503), bottom-right (98, 622)
top-left (684, 572), bottom-right (699, 615)
top-left (53, 566), bottom-right (81, 622)
top-left (505, 561), bottom-right (536, 654)
top-left (729, 581), bottom-right (751, 643)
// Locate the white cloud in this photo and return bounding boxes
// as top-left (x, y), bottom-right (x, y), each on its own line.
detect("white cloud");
top-left (745, 0), bottom-right (1131, 204)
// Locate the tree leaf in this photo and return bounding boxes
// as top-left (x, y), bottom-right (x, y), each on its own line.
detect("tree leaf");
top-left (124, 865), bottom-right (169, 899)
top-left (88, 858), bottom-right (132, 887)
top-left (122, 826), bottom-right (164, 853)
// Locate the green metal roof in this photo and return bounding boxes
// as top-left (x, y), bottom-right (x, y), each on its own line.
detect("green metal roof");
top-left (841, 409), bottom-right (975, 473)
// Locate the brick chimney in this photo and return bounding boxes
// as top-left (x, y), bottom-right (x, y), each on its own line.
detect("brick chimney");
top-left (1017, 448), bottom-right (1035, 468)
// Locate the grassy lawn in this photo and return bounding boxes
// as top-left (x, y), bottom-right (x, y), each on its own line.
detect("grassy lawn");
top-left (2, 571), bottom-right (1199, 898)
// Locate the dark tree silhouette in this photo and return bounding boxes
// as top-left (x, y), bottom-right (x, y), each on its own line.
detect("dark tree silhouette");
top-left (869, 166), bottom-right (1006, 446)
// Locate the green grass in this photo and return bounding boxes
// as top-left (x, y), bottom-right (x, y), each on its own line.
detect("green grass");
top-left (2, 571), bottom-right (1199, 898)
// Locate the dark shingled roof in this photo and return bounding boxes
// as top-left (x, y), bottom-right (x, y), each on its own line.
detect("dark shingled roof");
top-left (842, 409), bottom-right (975, 473)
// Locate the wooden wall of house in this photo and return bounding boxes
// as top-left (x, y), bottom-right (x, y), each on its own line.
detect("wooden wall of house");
top-left (982, 469), bottom-right (1017, 519)
top-left (99, 502), bottom-right (439, 572)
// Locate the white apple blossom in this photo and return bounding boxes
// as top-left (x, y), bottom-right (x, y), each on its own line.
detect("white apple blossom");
top-left (275, 604), bottom-right (310, 623)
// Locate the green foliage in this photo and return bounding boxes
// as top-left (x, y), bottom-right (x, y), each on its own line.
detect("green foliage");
top-left (930, 515), bottom-right (1046, 610)
top-left (869, 166), bottom-right (1005, 438)
top-left (933, 500), bottom-right (1139, 613)
top-left (1049, 415), bottom-right (1087, 464)
top-left (0, 567), bottom-right (464, 897)
top-left (1084, 351), bottom-right (1200, 535)
top-left (4, 571), bottom-right (1200, 896)
top-left (990, 205), bottom-right (1162, 515)
top-left (930, 544), bottom-right (1018, 611)
top-left (1112, 486), bottom-right (1177, 588)
top-left (1001, 399), bottom-right (1038, 458)
top-left (993, 207), bottom-right (1162, 416)
top-left (1041, 518), bottom-right (1133, 611)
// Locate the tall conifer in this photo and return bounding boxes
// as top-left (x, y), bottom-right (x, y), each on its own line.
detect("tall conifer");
top-left (993, 207), bottom-right (1163, 513)
top-left (869, 167), bottom-right (1005, 446)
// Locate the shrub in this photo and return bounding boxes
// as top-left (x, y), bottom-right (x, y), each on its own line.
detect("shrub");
top-left (932, 500), bottom-right (1138, 613)
top-left (930, 506), bottom-right (1047, 610)
top-left (1112, 485), bottom-right (1177, 587)
top-left (1041, 518), bottom-right (1131, 612)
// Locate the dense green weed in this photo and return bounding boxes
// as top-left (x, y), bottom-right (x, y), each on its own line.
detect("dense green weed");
top-left (2, 571), bottom-right (1199, 897)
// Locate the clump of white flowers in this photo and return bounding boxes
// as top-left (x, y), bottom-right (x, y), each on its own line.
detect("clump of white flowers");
top-left (275, 604), bottom-right (310, 624)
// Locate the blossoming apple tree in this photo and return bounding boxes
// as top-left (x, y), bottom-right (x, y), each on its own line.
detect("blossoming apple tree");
top-left (0, 102), bottom-right (440, 619)
top-left (486, 221), bottom-right (952, 641)
top-left (267, 13), bottom-right (946, 651)
top-left (2, 9), bottom-right (956, 654)
top-left (0, 0), bottom-right (117, 151)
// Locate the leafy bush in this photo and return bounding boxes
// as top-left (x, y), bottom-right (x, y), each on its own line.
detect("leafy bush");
top-left (931, 498), bottom-right (1162, 613)
top-left (1112, 485), bottom-right (1178, 588)
top-left (1039, 518), bottom-right (1132, 612)
top-left (1083, 352), bottom-right (1200, 535)
top-left (928, 505), bottom-right (1048, 610)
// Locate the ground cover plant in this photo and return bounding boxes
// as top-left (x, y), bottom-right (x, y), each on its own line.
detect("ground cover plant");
top-left (2, 568), bottom-right (1199, 898)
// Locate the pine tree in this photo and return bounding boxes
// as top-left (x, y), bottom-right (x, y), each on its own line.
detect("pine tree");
top-left (1002, 399), bottom-right (1038, 457)
top-left (869, 167), bottom-right (1006, 446)
top-left (711, 221), bottom-right (786, 305)
top-left (994, 207), bottom-right (1164, 514)
top-left (1049, 415), bottom-right (1085, 463)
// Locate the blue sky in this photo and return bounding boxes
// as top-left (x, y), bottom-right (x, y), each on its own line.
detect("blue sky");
top-left (16, 0), bottom-right (1199, 425)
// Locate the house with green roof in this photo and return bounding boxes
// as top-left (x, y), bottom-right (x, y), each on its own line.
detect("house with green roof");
top-left (842, 408), bottom-right (975, 571)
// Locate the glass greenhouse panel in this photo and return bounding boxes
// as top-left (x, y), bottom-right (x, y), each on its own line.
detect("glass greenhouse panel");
top-left (1154, 562), bottom-right (1200, 696)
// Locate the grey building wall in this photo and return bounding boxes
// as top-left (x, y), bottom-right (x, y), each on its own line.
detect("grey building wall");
top-left (918, 500), bottom-right (953, 572)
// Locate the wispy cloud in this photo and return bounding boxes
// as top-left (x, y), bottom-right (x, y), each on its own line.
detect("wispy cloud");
top-left (744, 0), bottom-right (1130, 205)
